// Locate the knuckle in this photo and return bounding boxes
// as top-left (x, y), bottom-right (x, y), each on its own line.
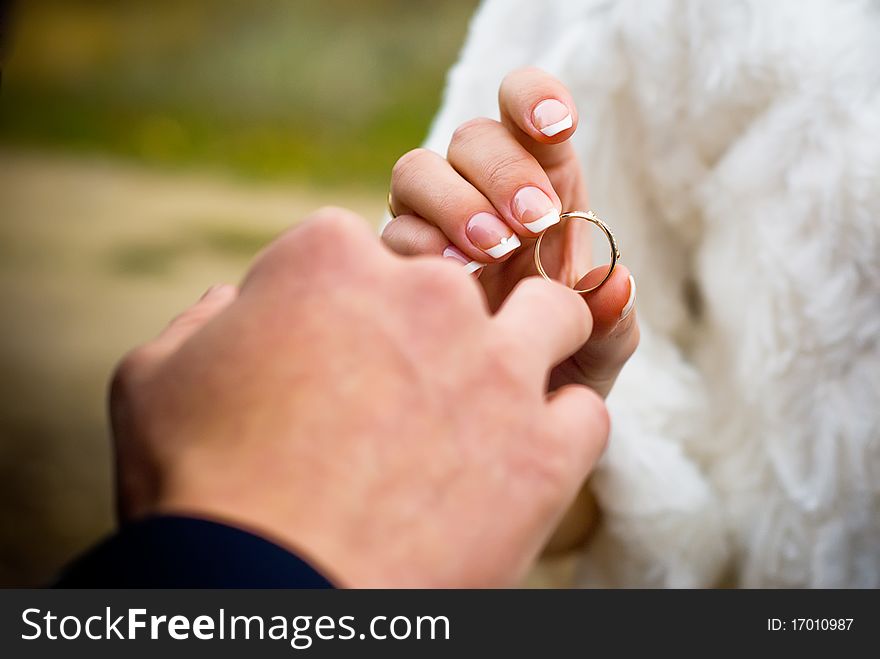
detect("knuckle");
top-left (485, 334), bottom-right (532, 386)
top-left (391, 148), bottom-right (475, 224)
top-left (514, 427), bottom-right (580, 506)
top-left (379, 220), bottom-right (410, 255)
top-left (429, 192), bottom-right (469, 225)
top-left (168, 302), bottom-right (212, 333)
top-left (409, 259), bottom-right (481, 309)
top-left (480, 150), bottom-right (530, 192)
top-left (262, 206), bottom-right (377, 277)
top-left (304, 206), bottom-right (369, 243)
top-left (545, 281), bottom-right (592, 340)
top-left (415, 259), bottom-right (467, 292)
top-left (543, 388), bottom-right (611, 480)
top-left (381, 219), bottom-right (437, 257)
top-left (562, 386), bottom-right (611, 456)
top-left (266, 206), bottom-right (370, 268)
top-left (589, 395), bottom-right (612, 454)
top-left (110, 345), bottom-right (156, 403)
top-left (523, 276), bottom-right (580, 311)
top-left (379, 217), bottom-right (399, 247)
top-left (581, 386), bottom-right (610, 431)
top-left (449, 117), bottom-right (500, 151)
top-left (512, 277), bottom-right (591, 348)
top-left (391, 148), bottom-right (432, 188)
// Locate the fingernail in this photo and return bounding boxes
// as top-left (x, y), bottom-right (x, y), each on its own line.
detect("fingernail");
top-left (466, 212), bottom-right (521, 258)
top-left (620, 275), bottom-right (637, 320)
top-left (513, 186), bottom-right (560, 233)
top-left (443, 245), bottom-right (484, 275)
top-left (532, 99), bottom-right (573, 137)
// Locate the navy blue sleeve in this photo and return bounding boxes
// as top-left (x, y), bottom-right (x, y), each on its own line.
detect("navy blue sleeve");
top-left (54, 516), bottom-right (335, 588)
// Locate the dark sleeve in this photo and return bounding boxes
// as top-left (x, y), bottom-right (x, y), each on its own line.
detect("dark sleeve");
top-left (54, 515), bottom-right (335, 588)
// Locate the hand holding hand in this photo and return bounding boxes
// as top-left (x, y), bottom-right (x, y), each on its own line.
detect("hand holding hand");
top-left (109, 207), bottom-right (611, 587)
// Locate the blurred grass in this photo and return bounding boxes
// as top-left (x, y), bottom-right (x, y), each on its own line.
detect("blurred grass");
top-left (108, 222), bottom-right (279, 276)
top-left (0, 0), bottom-right (478, 586)
top-left (1, 0), bottom-right (477, 186)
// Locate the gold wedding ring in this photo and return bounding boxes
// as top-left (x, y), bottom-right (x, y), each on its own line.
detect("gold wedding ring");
top-left (533, 210), bottom-right (620, 294)
top-left (387, 191), bottom-right (397, 219)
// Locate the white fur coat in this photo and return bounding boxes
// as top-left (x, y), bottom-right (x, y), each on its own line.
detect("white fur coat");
top-left (422, 0), bottom-right (880, 587)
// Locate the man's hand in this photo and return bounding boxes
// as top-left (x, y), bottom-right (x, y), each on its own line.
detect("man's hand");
top-left (109, 207), bottom-right (610, 588)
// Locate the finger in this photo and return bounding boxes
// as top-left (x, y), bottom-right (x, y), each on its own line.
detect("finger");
top-left (152, 284), bottom-right (238, 356)
top-left (493, 277), bottom-right (592, 372)
top-left (568, 266), bottom-right (639, 398)
top-left (246, 206), bottom-right (381, 289)
top-left (447, 118), bottom-right (562, 236)
top-left (381, 213), bottom-right (485, 275)
top-left (544, 385), bottom-right (610, 489)
top-left (542, 483), bottom-right (600, 555)
top-left (498, 67), bottom-right (580, 172)
top-left (391, 148), bottom-right (522, 263)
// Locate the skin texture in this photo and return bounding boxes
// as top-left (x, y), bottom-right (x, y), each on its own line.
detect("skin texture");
top-left (109, 207), bottom-right (612, 588)
top-left (384, 68), bottom-right (641, 550)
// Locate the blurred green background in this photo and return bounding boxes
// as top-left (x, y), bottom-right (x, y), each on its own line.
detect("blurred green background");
top-left (2, 0), bottom-right (477, 185)
top-left (0, 0), bottom-right (478, 586)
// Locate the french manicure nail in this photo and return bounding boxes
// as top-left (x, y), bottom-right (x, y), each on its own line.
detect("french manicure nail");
top-left (532, 99), bottom-right (573, 137)
top-left (443, 245), bottom-right (484, 275)
top-left (620, 275), bottom-right (636, 320)
top-left (466, 212), bottom-right (521, 258)
top-left (513, 186), bottom-right (560, 233)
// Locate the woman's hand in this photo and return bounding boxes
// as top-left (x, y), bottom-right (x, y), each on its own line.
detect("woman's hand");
top-left (385, 67), bottom-right (638, 402)
top-left (384, 68), bottom-right (640, 552)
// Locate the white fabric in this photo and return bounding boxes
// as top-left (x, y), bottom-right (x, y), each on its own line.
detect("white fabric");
top-left (423, 0), bottom-right (880, 587)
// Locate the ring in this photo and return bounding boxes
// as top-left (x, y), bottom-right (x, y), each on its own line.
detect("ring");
top-left (387, 191), bottom-right (397, 219)
top-left (533, 210), bottom-right (620, 294)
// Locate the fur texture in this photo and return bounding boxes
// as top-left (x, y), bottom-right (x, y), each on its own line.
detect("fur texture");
top-left (422, 0), bottom-right (880, 587)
